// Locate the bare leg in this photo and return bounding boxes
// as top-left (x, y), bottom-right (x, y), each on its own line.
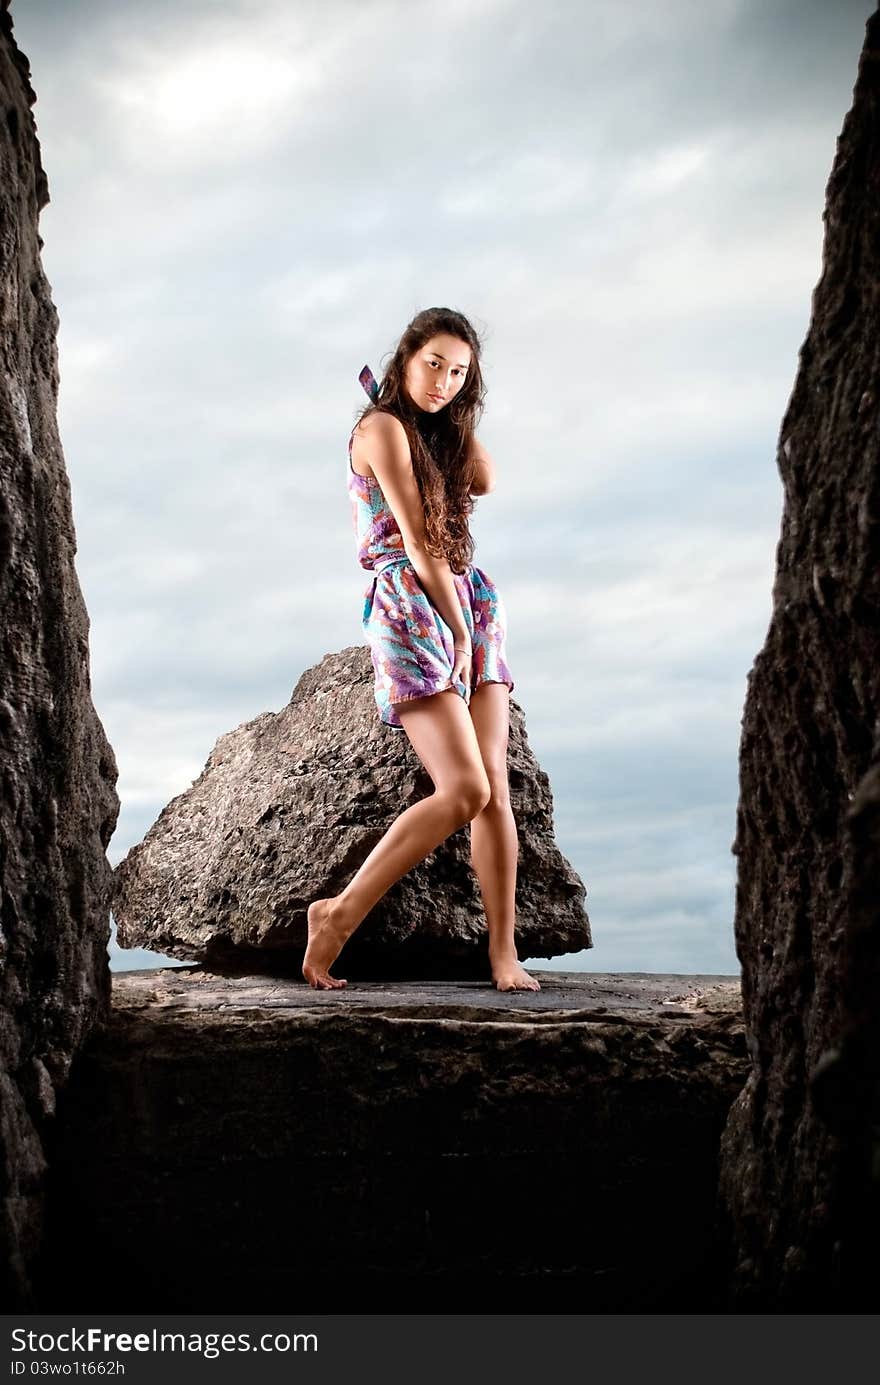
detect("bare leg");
top-left (304, 688), bottom-right (491, 989)
top-left (468, 682), bottom-right (540, 992)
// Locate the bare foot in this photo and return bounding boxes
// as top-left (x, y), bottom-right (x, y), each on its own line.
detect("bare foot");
top-left (490, 953), bottom-right (541, 992)
top-left (303, 898), bottom-right (350, 990)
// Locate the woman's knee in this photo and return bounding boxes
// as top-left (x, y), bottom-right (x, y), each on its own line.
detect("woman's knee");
top-left (448, 774), bottom-right (492, 821)
top-left (483, 776), bottom-right (511, 812)
top-left (434, 775), bottom-right (490, 823)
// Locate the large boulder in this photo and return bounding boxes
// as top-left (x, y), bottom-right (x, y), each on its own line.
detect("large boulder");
top-left (718, 10), bottom-right (880, 1311)
top-left (0, 8), bottom-right (120, 1310)
top-left (112, 647), bottom-right (590, 975)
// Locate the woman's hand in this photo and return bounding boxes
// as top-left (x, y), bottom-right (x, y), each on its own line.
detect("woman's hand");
top-left (452, 642), bottom-right (472, 689)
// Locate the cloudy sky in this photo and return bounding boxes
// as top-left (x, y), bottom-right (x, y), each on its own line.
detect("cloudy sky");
top-left (10, 0), bottom-right (874, 976)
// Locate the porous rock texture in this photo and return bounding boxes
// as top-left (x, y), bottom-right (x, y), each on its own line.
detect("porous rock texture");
top-left (718, 10), bottom-right (880, 1312)
top-left (112, 647), bottom-right (591, 976)
top-left (0, 6), bottom-right (119, 1311)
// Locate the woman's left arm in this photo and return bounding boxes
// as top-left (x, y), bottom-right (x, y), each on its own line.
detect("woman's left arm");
top-left (469, 435), bottom-right (497, 496)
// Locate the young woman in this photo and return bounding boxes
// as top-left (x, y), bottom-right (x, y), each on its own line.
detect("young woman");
top-left (305, 307), bottom-right (540, 995)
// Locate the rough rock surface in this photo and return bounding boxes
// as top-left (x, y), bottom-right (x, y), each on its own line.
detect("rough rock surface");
top-left (112, 647), bottom-right (591, 974)
top-left (36, 969), bottom-right (746, 1311)
top-left (718, 11), bottom-right (880, 1312)
top-left (0, 8), bottom-right (119, 1311)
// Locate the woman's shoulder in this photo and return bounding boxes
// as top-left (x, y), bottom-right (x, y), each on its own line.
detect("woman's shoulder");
top-left (351, 410), bottom-right (409, 478)
top-left (354, 409), bottom-right (407, 442)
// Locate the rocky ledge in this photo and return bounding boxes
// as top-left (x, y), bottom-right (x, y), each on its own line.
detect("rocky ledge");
top-left (35, 968), bottom-right (746, 1312)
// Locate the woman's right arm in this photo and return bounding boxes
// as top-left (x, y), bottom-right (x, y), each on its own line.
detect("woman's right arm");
top-left (355, 413), bottom-right (471, 649)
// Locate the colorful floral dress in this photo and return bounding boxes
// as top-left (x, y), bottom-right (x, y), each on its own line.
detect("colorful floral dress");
top-left (348, 432), bottom-right (515, 730)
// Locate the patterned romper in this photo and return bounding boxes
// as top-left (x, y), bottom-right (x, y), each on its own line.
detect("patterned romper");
top-left (348, 431), bottom-right (515, 730)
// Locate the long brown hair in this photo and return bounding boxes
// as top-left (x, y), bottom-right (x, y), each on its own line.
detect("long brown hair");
top-left (353, 307), bottom-right (487, 575)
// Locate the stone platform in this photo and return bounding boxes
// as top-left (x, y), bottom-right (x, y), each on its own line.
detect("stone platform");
top-left (35, 969), bottom-right (746, 1312)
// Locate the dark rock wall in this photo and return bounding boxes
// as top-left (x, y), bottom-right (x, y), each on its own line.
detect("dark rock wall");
top-left (719, 11), bottom-right (880, 1310)
top-left (0, 7), bottom-right (119, 1309)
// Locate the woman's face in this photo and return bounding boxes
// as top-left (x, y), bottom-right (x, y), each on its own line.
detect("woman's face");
top-left (403, 333), bottom-right (472, 413)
